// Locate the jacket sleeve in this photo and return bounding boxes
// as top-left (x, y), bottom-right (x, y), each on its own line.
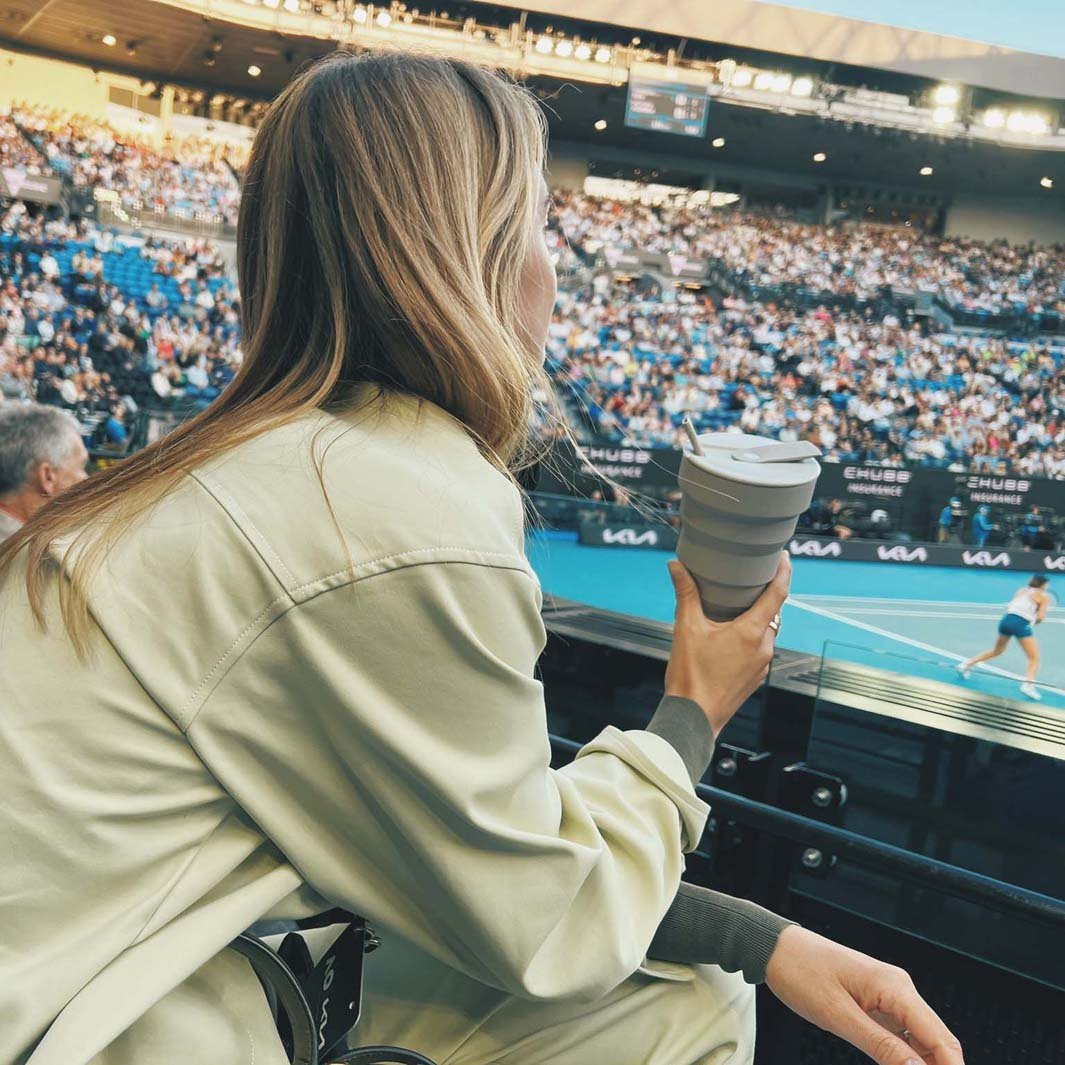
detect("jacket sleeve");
top-left (185, 555), bottom-right (710, 1002)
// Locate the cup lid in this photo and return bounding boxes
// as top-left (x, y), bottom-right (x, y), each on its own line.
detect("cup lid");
top-left (682, 432), bottom-right (822, 488)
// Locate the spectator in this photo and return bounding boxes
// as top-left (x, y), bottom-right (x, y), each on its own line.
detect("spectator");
top-left (102, 403), bottom-right (129, 450)
top-left (145, 281), bottom-right (169, 311)
top-left (0, 404), bottom-right (88, 542)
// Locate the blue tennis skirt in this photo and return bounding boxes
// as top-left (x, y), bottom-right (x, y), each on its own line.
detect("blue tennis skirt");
top-left (999, 613), bottom-right (1034, 639)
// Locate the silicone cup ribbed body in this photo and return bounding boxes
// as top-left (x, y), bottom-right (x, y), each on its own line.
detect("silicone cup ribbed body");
top-left (677, 451), bottom-right (820, 621)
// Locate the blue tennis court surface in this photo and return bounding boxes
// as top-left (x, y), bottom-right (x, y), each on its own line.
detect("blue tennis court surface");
top-left (527, 531), bottom-right (1065, 710)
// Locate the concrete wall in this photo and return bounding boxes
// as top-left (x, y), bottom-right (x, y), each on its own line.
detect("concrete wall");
top-left (945, 195), bottom-right (1065, 245)
top-left (0, 50), bottom-right (123, 116)
top-left (546, 151), bottom-right (590, 191)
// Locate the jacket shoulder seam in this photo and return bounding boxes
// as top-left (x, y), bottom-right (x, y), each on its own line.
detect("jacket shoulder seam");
top-left (180, 552), bottom-right (536, 731)
top-left (190, 470), bottom-right (298, 591)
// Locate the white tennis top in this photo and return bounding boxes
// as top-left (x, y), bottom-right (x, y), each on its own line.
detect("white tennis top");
top-left (1006, 586), bottom-right (1040, 623)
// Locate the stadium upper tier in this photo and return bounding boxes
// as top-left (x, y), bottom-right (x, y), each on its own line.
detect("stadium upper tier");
top-left (554, 192), bottom-right (1065, 320)
top-left (1, 104), bottom-right (244, 229)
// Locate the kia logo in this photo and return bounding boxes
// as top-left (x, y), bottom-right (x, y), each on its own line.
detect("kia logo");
top-left (962, 550), bottom-right (1011, 568)
top-left (603, 528), bottom-right (658, 546)
top-left (876, 545), bottom-right (928, 563)
top-left (789, 539), bottom-right (843, 558)
top-left (1043, 555), bottom-right (1065, 572)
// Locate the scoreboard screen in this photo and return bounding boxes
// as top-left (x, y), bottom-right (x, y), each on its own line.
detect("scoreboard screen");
top-left (624, 78), bottom-right (710, 138)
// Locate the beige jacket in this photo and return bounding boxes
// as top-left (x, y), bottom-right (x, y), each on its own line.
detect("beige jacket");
top-left (0, 389), bottom-right (710, 1065)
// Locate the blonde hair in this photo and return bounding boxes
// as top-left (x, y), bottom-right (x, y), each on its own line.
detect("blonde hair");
top-left (0, 51), bottom-right (551, 653)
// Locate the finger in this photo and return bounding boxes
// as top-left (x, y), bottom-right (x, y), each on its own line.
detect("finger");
top-left (740, 552), bottom-right (792, 629)
top-left (884, 991), bottom-right (964, 1065)
top-left (668, 560), bottom-right (703, 622)
top-left (832, 998), bottom-right (927, 1065)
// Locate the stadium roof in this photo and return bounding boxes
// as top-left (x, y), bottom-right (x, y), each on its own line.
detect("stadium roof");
top-left (493, 0), bottom-right (1065, 99)
top-left (2, 0), bottom-right (1062, 201)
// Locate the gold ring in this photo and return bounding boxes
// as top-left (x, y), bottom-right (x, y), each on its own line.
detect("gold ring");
top-left (769, 612), bottom-right (782, 634)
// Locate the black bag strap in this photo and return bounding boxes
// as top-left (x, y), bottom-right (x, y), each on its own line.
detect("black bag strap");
top-left (230, 932), bottom-right (318, 1065)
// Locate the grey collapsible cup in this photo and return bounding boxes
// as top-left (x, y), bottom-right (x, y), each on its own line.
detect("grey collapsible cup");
top-left (676, 433), bottom-right (822, 621)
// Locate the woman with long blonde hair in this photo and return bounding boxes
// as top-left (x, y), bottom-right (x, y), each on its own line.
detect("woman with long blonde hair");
top-left (0, 52), bottom-right (962, 1065)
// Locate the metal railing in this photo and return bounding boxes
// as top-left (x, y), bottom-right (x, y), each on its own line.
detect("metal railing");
top-left (550, 732), bottom-right (1065, 936)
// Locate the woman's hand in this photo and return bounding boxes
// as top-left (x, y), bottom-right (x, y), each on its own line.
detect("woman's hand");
top-left (765, 926), bottom-right (965, 1065)
top-left (665, 553), bottom-right (791, 737)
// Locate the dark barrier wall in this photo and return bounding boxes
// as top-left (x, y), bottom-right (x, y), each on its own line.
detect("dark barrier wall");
top-left (537, 441), bottom-right (682, 496)
top-left (576, 521), bottom-right (1065, 572)
top-left (814, 463), bottom-right (1065, 536)
top-left (787, 535), bottom-right (1065, 573)
top-left (538, 442), bottom-right (1065, 539)
top-left (0, 168), bottom-right (63, 205)
top-left (579, 520), bottom-right (679, 551)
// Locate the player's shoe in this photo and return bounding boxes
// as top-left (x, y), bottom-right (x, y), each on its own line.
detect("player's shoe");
top-left (1020, 682), bottom-right (1042, 701)
top-left (955, 663), bottom-right (972, 681)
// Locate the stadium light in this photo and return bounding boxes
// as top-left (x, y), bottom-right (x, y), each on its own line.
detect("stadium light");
top-left (375, 10), bottom-right (392, 25)
top-left (712, 137), bottom-right (726, 148)
top-left (932, 106), bottom-right (956, 125)
top-left (732, 67), bottom-right (753, 88)
top-left (573, 42), bottom-right (592, 60)
top-left (753, 71), bottom-right (774, 91)
top-left (247, 65), bottom-right (262, 76)
top-left (555, 39), bottom-right (573, 57)
top-left (812, 152), bottom-right (827, 162)
top-left (982, 108), bottom-right (1006, 129)
top-left (353, 6), bottom-right (368, 22)
top-left (1041, 177), bottom-right (1055, 189)
top-left (283, 0), bottom-right (300, 9)
top-left (770, 73), bottom-right (792, 93)
top-left (920, 165), bottom-right (934, 176)
top-left (1006, 110), bottom-right (1049, 135)
top-left (263, 0), bottom-right (279, 8)
top-left (791, 76), bottom-right (814, 97)
top-left (594, 46), bottom-right (613, 63)
top-left (535, 36), bottom-right (553, 54)
top-left (102, 34), bottom-right (117, 46)
top-left (933, 84), bottom-right (961, 107)
top-left (594, 119), bottom-right (607, 131)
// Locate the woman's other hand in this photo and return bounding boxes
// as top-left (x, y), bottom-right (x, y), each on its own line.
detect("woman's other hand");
top-left (766, 926), bottom-right (965, 1065)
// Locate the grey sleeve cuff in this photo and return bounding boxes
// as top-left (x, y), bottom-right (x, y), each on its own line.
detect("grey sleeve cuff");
top-left (648, 881), bottom-right (797, 984)
top-left (645, 694), bottom-right (716, 786)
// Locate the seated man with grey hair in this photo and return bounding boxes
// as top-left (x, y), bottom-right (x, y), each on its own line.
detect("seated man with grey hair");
top-left (0, 404), bottom-right (89, 542)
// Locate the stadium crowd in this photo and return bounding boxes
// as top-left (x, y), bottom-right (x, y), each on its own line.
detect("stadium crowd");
top-left (0, 115), bottom-right (49, 174)
top-left (553, 191), bottom-right (1065, 318)
top-left (0, 149), bottom-right (1063, 477)
top-left (4, 105), bottom-right (242, 227)
top-left (0, 205), bottom-right (241, 448)
top-left (547, 286), bottom-right (1065, 477)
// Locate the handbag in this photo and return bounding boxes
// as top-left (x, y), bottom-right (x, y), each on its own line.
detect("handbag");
top-left (231, 911), bottom-right (438, 1065)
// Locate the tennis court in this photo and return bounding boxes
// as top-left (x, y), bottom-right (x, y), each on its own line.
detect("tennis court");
top-left (527, 530), bottom-right (1065, 710)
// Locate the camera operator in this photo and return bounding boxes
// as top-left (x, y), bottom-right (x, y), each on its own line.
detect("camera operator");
top-left (937, 496), bottom-right (966, 544)
top-left (1019, 505), bottom-right (1048, 551)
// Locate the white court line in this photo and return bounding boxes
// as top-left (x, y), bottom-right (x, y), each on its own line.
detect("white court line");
top-left (797, 594), bottom-right (1065, 611)
top-left (787, 596), bottom-right (1065, 695)
top-left (823, 608), bottom-right (1065, 624)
